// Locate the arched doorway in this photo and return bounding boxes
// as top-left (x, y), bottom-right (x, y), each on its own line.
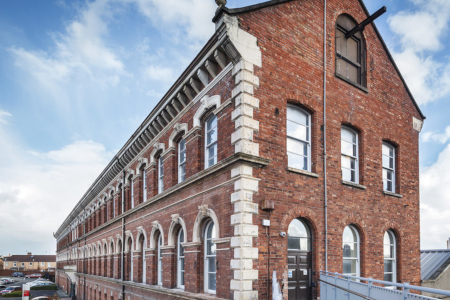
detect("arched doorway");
top-left (287, 218), bottom-right (312, 300)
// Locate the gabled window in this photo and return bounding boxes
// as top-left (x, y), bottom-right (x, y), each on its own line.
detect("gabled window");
top-left (384, 230), bottom-right (396, 283)
top-left (205, 115), bottom-right (218, 168)
top-left (336, 15), bottom-right (366, 87)
top-left (382, 143), bottom-right (395, 193)
top-left (287, 105), bottom-right (311, 171)
top-left (341, 127), bottom-right (359, 183)
top-left (158, 156), bottom-right (164, 194)
top-left (178, 139), bottom-right (186, 183)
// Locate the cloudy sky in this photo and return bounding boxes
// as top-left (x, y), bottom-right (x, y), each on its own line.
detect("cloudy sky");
top-left (0, 0), bottom-right (449, 256)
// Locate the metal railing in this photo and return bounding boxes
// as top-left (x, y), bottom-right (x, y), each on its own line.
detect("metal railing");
top-left (320, 271), bottom-right (450, 300)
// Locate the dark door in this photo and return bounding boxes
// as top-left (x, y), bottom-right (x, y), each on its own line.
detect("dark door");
top-left (287, 218), bottom-right (312, 300)
top-left (288, 250), bottom-right (312, 299)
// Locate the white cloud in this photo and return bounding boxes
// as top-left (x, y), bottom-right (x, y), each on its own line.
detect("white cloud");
top-left (0, 110), bottom-right (12, 124)
top-left (422, 126), bottom-right (450, 144)
top-left (421, 143), bottom-right (450, 249)
top-left (0, 121), bottom-right (113, 254)
top-left (388, 0), bottom-right (450, 105)
top-left (144, 65), bottom-right (176, 82)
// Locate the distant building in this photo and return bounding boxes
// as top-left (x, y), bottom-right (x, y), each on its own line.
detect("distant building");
top-left (0, 256), bottom-right (4, 270)
top-left (3, 253), bottom-right (56, 271)
top-left (421, 239), bottom-right (450, 299)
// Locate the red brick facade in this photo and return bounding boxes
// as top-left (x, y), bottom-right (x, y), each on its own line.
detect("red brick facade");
top-left (55, 1), bottom-right (424, 299)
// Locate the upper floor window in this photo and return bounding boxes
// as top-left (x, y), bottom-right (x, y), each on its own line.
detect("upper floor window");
top-left (205, 115), bottom-right (218, 168)
top-left (142, 168), bottom-right (147, 202)
top-left (158, 156), bottom-right (164, 194)
top-left (341, 127), bottom-right (359, 183)
top-left (287, 105), bottom-right (311, 171)
top-left (130, 176), bottom-right (134, 209)
top-left (384, 230), bottom-right (396, 283)
top-left (179, 139), bottom-right (186, 183)
top-left (382, 143), bottom-right (395, 193)
top-left (336, 15), bottom-right (366, 87)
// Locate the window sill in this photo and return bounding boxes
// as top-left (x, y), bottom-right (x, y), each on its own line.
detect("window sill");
top-left (287, 167), bottom-right (319, 178)
top-left (383, 191), bottom-right (403, 198)
top-left (342, 180), bottom-right (366, 190)
top-left (335, 73), bottom-right (369, 93)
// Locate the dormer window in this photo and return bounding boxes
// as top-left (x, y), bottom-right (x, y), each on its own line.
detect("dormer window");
top-left (336, 15), bottom-right (366, 87)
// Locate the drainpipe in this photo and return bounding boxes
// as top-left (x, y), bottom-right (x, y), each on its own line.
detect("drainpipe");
top-left (121, 169), bottom-right (126, 299)
top-left (323, 0), bottom-right (328, 273)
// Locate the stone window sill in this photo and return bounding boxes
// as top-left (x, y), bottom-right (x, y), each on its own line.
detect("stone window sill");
top-left (335, 73), bottom-right (369, 93)
top-left (383, 191), bottom-right (403, 198)
top-left (287, 167), bottom-right (319, 178)
top-left (342, 180), bottom-right (366, 190)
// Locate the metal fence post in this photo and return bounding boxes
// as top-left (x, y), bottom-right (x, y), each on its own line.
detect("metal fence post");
top-left (368, 278), bottom-right (373, 298)
top-left (347, 276), bottom-right (351, 300)
top-left (403, 282), bottom-right (410, 300)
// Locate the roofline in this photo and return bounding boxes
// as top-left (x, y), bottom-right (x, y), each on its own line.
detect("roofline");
top-left (357, 0), bottom-right (425, 120)
top-left (54, 32), bottom-right (220, 238)
top-left (213, 0), bottom-right (426, 120)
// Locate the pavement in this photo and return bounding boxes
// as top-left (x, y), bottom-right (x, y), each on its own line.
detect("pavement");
top-left (0, 276), bottom-right (61, 299)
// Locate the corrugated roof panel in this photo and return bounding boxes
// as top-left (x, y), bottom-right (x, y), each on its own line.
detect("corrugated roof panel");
top-left (421, 250), bottom-right (450, 280)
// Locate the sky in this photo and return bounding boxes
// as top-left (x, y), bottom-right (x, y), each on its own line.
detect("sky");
top-left (0, 0), bottom-right (449, 256)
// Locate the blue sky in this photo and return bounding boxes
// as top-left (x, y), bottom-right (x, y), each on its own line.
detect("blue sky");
top-left (0, 0), bottom-right (449, 256)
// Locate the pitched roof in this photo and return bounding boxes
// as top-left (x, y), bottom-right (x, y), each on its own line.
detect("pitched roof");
top-left (213, 0), bottom-right (425, 119)
top-left (421, 249), bottom-right (450, 281)
top-left (4, 255), bottom-right (56, 263)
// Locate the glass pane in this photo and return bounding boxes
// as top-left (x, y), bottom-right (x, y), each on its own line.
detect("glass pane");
top-left (180, 258), bottom-right (185, 270)
top-left (287, 120), bottom-right (308, 141)
top-left (288, 153), bottom-right (306, 170)
top-left (180, 270), bottom-right (184, 286)
top-left (384, 273), bottom-right (393, 282)
top-left (287, 107), bottom-right (308, 126)
top-left (384, 232), bottom-right (391, 245)
top-left (347, 38), bottom-right (358, 62)
top-left (382, 144), bottom-right (390, 156)
top-left (288, 219), bottom-right (309, 238)
top-left (341, 140), bottom-right (354, 156)
top-left (208, 257), bottom-right (216, 272)
top-left (207, 127), bottom-right (217, 145)
top-left (206, 115), bottom-right (217, 131)
top-left (341, 156), bottom-right (351, 169)
top-left (384, 245), bottom-right (391, 258)
top-left (288, 237), bottom-right (300, 250)
top-left (179, 139), bottom-right (186, 152)
top-left (384, 260), bottom-right (393, 272)
top-left (343, 259), bottom-right (352, 274)
top-left (337, 58), bottom-right (344, 76)
top-left (387, 181), bottom-right (392, 191)
top-left (208, 273), bottom-right (216, 291)
top-left (300, 238), bottom-right (310, 251)
top-left (347, 64), bottom-right (358, 83)
top-left (383, 155), bottom-right (390, 168)
top-left (389, 157), bottom-right (394, 169)
top-left (287, 138), bottom-right (307, 156)
top-left (351, 169), bottom-right (356, 182)
top-left (342, 168), bottom-right (351, 182)
top-left (342, 128), bottom-right (355, 143)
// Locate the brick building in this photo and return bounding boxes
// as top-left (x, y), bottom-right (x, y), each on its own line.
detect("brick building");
top-left (54, 0), bottom-right (425, 299)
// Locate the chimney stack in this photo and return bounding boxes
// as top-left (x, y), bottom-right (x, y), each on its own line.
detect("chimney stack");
top-left (447, 238), bottom-right (450, 249)
top-left (27, 252), bottom-right (32, 255)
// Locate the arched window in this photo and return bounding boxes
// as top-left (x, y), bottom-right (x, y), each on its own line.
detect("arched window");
top-left (179, 139), bottom-right (186, 183)
top-left (158, 156), bottom-right (164, 194)
top-left (157, 234), bottom-right (163, 285)
top-left (336, 14), bottom-right (366, 87)
top-left (384, 230), bottom-right (396, 283)
top-left (142, 167), bottom-right (147, 202)
top-left (341, 127), bottom-right (359, 183)
top-left (177, 229), bottom-right (185, 289)
top-left (205, 115), bottom-right (218, 168)
top-left (138, 234), bottom-right (146, 283)
top-left (382, 143), bottom-right (396, 192)
top-left (287, 219), bottom-right (311, 251)
top-left (129, 175), bottom-right (134, 209)
top-left (343, 225), bottom-right (360, 277)
top-left (204, 220), bottom-right (216, 294)
top-left (287, 106), bottom-right (311, 171)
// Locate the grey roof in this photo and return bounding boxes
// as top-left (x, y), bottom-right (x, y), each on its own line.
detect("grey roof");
top-left (421, 249), bottom-right (450, 281)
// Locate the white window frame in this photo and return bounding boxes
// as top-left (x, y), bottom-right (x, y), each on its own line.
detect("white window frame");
top-left (157, 235), bottom-right (163, 286)
top-left (29, 262), bottom-right (33, 266)
top-left (13, 263), bottom-right (17, 267)
top-left (177, 229), bottom-right (185, 289)
top-left (41, 262), bottom-right (44, 266)
top-left (287, 105), bottom-right (311, 171)
top-left (48, 262), bottom-right (51, 267)
top-left (341, 126), bottom-right (359, 183)
top-left (130, 177), bottom-right (134, 209)
top-left (342, 225), bottom-right (360, 277)
top-left (21, 262), bottom-right (24, 267)
top-left (178, 139), bottom-right (186, 183)
top-left (142, 168), bottom-right (147, 202)
top-left (205, 115), bottom-right (218, 169)
top-left (204, 220), bottom-right (216, 294)
top-left (384, 230), bottom-right (396, 285)
top-left (382, 143), bottom-right (395, 193)
top-left (158, 156), bottom-right (164, 194)
top-left (5, 262), bottom-right (8, 266)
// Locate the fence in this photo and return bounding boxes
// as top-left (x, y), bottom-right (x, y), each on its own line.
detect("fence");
top-left (320, 271), bottom-right (450, 300)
